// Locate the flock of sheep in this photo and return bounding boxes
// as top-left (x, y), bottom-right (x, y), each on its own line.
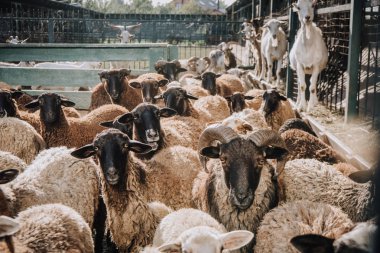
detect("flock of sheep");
top-left (0, 0), bottom-right (377, 253)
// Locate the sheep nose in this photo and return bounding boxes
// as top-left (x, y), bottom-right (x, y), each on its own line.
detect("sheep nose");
top-left (147, 129), bottom-right (158, 138)
top-left (236, 192), bottom-right (248, 202)
top-left (107, 167), bottom-right (117, 176)
top-left (305, 15), bottom-right (311, 20)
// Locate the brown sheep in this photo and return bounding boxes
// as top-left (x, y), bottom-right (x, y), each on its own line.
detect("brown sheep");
top-left (128, 73), bottom-right (169, 104)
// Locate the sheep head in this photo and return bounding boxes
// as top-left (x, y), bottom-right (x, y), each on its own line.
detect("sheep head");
top-left (261, 89), bottom-right (287, 117)
top-left (71, 129), bottom-right (151, 189)
top-left (199, 124), bottom-right (287, 210)
top-left (0, 89), bottom-right (23, 118)
top-left (129, 77), bottom-right (169, 103)
top-left (25, 93), bottom-right (75, 125)
top-left (99, 114), bottom-right (134, 139)
top-left (154, 86), bottom-right (198, 116)
top-left (194, 72), bottom-right (222, 96)
top-left (116, 103), bottom-right (177, 153)
top-left (154, 60), bottom-right (187, 82)
top-left (98, 69), bottom-right (131, 102)
top-left (225, 92), bottom-right (254, 113)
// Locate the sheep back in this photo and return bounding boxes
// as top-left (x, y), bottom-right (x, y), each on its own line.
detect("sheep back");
top-left (216, 74), bottom-right (244, 97)
top-left (264, 99), bottom-right (296, 131)
top-left (193, 95), bottom-right (229, 123)
top-left (0, 151), bottom-right (26, 172)
top-left (245, 89), bottom-right (264, 111)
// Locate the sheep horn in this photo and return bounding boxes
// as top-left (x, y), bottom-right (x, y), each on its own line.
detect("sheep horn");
top-left (154, 60), bottom-right (167, 71)
top-left (248, 129), bottom-right (286, 149)
top-left (198, 123), bottom-right (239, 170)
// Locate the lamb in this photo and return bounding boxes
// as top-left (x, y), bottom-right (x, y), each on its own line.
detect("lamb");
top-left (192, 125), bottom-right (288, 252)
top-left (260, 19), bottom-right (287, 87)
top-left (0, 203), bottom-right (94, 253)
top-left (153, 208), bottom-right (254, 253)
top-left (71, 129), bottom-right (168, 252)
top-left (254, 200), bottom-right (355, 253)
top-left (260, 89), bottom-right (296, 131)
top-left (282, 159), bottom-right (375, 222)
top-left (0, 151), bottom-right (26, 173)
top-left (290, 0), bottom-right (328, 112)
top-left (154, 60), bottom-right (187, 82)
top-left (0, 117), bottom-right (45, 164)
top-left (25, 92), bottom-right (128, 148)
top-left (89, 68), bottom-right (142, 111)
top-left (128, 73), bottom-right (169, 103)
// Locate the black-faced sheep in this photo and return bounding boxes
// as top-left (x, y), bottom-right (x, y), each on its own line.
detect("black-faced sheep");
top-left (192, 125), bottom-right (288, 252)
top-left (0, 203), bottom-right (94, 253)
top-left (128, 73), bottom-right (169, 104)
top-left (25, 93), bottom-right (128, 148)
top-left (282, 159), bottom-right (375, 222)
top-left (194, 72), bottom-right (244, 97)
top-left (254, 200), bottom-right (355, 253)
top-left (225, 92), bottom-right (255, 113)
top-left (154, 60), bottom-right (187, 82)
top-left (153, 208), bottom-right (254, 253)
top-left (89, 69), bottom-right (142, 111)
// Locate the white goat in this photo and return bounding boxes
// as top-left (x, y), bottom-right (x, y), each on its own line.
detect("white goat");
top-left (289, 0), bottom-right (328, 112)
top-left (260, 19), bottom-right (287, 87)
top-left (207, 48), bottom-right (225, 74)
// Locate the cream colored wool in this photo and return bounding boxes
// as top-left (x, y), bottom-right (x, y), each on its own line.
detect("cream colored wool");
top-left (221, 109), bottom-right (269, 135)
top-left (193, 95), bottom-right (230, 123)
top-left (245, 89), bottom-right (264, 111)
top-left (182, 84), bottom-right (209, 97)
top-left (263, 99), bottom-right (296, 132)
top-left (0, 117), bottom-right (45, 164)
top-left (0, 147), bottom-right (99, 227)
top-left (254, 200), bottom-right (354, 253)
top-left (283, 159), bottom-right (375, 222)
top-left (216, 74), bottom-right (245, 97)
top-left (0, 151), bottom-right (26, 172)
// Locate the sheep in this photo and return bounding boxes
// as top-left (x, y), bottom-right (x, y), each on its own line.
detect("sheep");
top-left (71, 129), bottom-right (166, 252)
top-left (254, 200), bottom-right (355, 253)
top-left (278, 118), bottom-right (317, 136)
top-left (153, 208), bottom-right (254, 253)
top-left (225, 92), bottom-right (255, 113)
top-left (260, 89), bottom-right (296, 131)
top-left (260, 19), bottom-right (287, 87)
top-left (25, 93), bottom-right (128, 148)
top-left (0, 203), bottom-right (94, 253)
top-left (154, 60), bottom-right (187, 82)
top-left (290, 0), bottom-right (328, 112)
top-left (0, 151), bottom-right (26, 173)
top-left (0, 117), bottom-right (45, 164)
top-left (220, 108), bottom-right (269, 135)
top-left (282, 159), bottom-right (375, 222)
top-left (99, 114), bottom-right (133, 139)
top-left (33, 61), bottom-right (103, 69)
top-left (194, 72), bottom-right (244, 97)
top-left (128, 73), bottom-right (169, 104)
top-left (178, 56), bottom-right (210, 78)
top-left (192, 125), bottom-right (288, 252)
top-left (192, 95), bottom-right (230, 123)
top-left (89, 68), bottom-right (142, 111)
top-left (226, 68), bottom-right (264, 91)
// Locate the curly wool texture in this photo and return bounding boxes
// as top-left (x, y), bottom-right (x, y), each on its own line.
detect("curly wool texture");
top-left (0, 151), bottom-right (26, 172)
top-left (254, 201), bottom-right (354, 253)
top-left (40, 104), bottom-right (128, 148)
top-left (89, 75), bottom-right (142, 111)
top-left (221, 109), bottom-right (269, 135)
top-left (153, 208), bottom-right (227, 247)
top-left (193, 95), bottom-right (230, 123)
top-left (144, 146), bottom-right (202, 210)
top-left (245, 89), bottom-right (264, 111)
top-left (13, 203), bottom-right (94, 253)
top-left (283, 159), bottom-right (375, 222)
top-left (1, 147), bottom-right (99, 227)
top-left (192, 159), bottom-right (277, 237)
top-left (263, 99), bottom-right (296, 132)
top-left (0, 117), bottom-right (45, 164)
top-left (99, 156), bottom-right (160, 253)
top-left (281, 129), bottom-right (343, 164)
top-left (216, 74), bottom-right (245, 97)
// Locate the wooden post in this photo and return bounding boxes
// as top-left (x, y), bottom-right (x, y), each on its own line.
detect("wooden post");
top-left (286, 0), bottom-right (298, 98)
top-left (345, 0), bottom-right (364, 123)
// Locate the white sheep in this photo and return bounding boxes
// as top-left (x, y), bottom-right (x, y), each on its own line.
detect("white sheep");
top-left (153, 208), bottom-right (254, 253)
top-left (0, 151), bottom-right (26, 173)
top-left (0, 203), bottom-right (94, 253)
top-left (260, 19), bottom-right (287, 87)
top-left (282, 159), bottom-right (375, 222)
top-left (289, 0), bottom-right (328, 112)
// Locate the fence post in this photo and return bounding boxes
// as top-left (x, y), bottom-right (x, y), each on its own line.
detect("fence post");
top-left (286, 1), bottom-right (297, 98)
top-left (345, 0), bottom-right (364, 123)
top-left (48, 18), bottom-right (54, 43)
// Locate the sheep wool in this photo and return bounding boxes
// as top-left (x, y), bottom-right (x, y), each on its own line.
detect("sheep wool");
top-left (193, 95), bottom-right (230, 123)
top-left (0, 151), bottom-right (26, 173)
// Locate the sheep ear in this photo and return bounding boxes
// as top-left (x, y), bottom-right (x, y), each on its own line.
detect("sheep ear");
top-left (290, 234), bottom-right (334, 253)
top-left (185, 93), bottom-right (198, 100)
top-left (128, 140), bottom-right (153, 154)
top-left (160, 108), bottom-right (177, 118)
top-left (348, 168), bottom-right (375, 184)
top-left (244, 96), bottom-right (255, 100)
top-left (24, 99), bottom-right (40, 109)
top-left (216, 74), bottom-right (222, 78)
top-left (220, 230), bottom-right (254, 251)
top-left (129, 81), bottom-right (142, 89)
top-left (177, 67), bottom-right (188, 73)
top-left (0, 216), bottom-right (20, 237)
top-left (154, 94), bottom-right (163, 100)
top-left (200, 146), bottom-right (220, 159)
top-left (119, 68), bottom-right (131, 77)
top-left (98, 71), bottom-right (107, 79)
top-left (0, 169), bottom-right (19, 184)
top-left (194, 75), bottom-right (202, 80)
top-left (61, 99), bottom-right (75, 107)
top-left (292, 3), bottom-right (300, 12)
top-left (263, 146), bottom-right (288, 159)
top-left (279, 94), bottom-right (287, 101)
top-left (158, 242), bottom-right (181, 253)
top-left (158, 79), bottom-right (169, 87)
top-left (10, 90), bottom-right (24, 99)
top-left (225, 96), bottom-right (232, 102)
top-left (117, 113), bottom-right (135, 124)
top-left (99, 121), bottom-right (114, 128)
top-left (71, 144), bottom-right (96, 159)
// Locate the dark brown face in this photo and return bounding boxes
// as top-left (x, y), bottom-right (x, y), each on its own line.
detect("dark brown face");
top-left (155, 61), bottom-right (187, 82)
top-left (129, 78), bottom-right (168, 103)
top-left (157, 87), bottom-right (198, 116)
top-left (99, 69), bottom-right (130, 102)
top-left (200, 72), bottom-right (218, 95)
top-left (262, 89), bottom-right (287, 116)
top-left (0, 90), bottom-right (22, 118)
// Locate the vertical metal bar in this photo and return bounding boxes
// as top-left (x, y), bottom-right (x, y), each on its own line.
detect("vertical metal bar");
top-left (270, 0), bottom-right (273, 18)
top-left (48, 18), bottom-right (54, 43)
top-left (286, 0), bottom-right (297, 98)
top-left (345, 0), bottom-right (364, 123)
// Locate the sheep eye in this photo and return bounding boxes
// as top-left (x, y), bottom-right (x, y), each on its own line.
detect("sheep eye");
top-left (155, 111), bottom-right (160, 117)
top-left (134, 114), bottom-right (140, 120)
top-left (94, 146), bottom-right (99, 151)
top-left (258, 159), bottom-right (265, 166)
top-left (123, 143), bottom-right (129, 149)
